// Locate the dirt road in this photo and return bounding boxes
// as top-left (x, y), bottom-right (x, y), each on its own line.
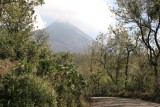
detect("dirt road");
top-left (88, 97), bottom-right (160, 107)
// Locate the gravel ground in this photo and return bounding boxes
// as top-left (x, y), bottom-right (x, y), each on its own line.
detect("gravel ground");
top-left (88, 97), bottom-right (160, 107)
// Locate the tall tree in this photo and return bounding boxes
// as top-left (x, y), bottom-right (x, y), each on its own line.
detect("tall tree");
top-left (0, 0), bottom-right (44, 17)
top-left (108, 24), bottom-right (138, 91)
top-left (113, 0), bottom-right (160, 92)
top-left (0, 0), bottom-right (44, 59)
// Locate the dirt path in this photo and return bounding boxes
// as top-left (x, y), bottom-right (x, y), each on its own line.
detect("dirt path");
top-left (88, 97), bottom-right (160, 107)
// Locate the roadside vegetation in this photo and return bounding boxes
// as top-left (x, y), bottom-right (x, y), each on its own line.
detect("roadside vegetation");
top-left (0, 0), bottom-right (86, 107)
top-left (1, 0), bottom-right (160, 107)
top-left (76, 0), bottom-right (160, 103)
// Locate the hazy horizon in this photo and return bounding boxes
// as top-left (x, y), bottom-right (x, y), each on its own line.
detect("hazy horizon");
top-left (34, 0), bottom-right (116, 39)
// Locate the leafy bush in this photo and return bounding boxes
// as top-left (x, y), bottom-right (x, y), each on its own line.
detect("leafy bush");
top-left (37, 59), bottom-right (56, 76)
top-left (36, 53), bottom-right (86, 107)
top-left (0, 73), bottom-right (57, 107)
top-left (53, 53), bottom-right (86, 107)
top-left (12, 60), bottom-right (33, 75)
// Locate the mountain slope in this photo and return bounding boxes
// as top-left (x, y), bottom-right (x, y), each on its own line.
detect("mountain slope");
top-left (45, 21), bottom-right (93, 53)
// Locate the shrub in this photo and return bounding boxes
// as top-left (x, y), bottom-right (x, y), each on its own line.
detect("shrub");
top-left (36, 59), bottom-right (56, 76)
top-left (0, 73), bottom-right (57, 107)
top-left (36, 53), bottom-right (86, 107)
top-left (52, 53), bottom-right (86, 107)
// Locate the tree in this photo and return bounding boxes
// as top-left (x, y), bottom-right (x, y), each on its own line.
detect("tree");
top-left (0, 0), bottom-right (44, 60)
top-left (108, 24), bottom-right (138, 91)
top-left (91, 33), bottom-right (125, 92)
top-left (0, 0), bottom-right (44, 17)
top-left (93, 33), bottom-right (118, 85)
top-left (113, 0), bottom-right (160, 92)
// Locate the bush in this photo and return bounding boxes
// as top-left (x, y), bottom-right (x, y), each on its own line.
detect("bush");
top-left (53, 53), bottom-right (86, 107)
top-left (36, 53), bottom-right (86, 107)
top-left (0, 73), bottom-right (57, 107)
top-left (37, 59), bottom-right (56, 76)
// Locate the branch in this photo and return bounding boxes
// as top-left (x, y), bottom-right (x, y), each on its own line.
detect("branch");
top-left (154, 15), bottom-right (160, 52)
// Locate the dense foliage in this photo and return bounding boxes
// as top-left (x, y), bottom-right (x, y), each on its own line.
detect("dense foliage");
top-left (0, 73), bottom-right (57, 107)
top-left (1, 0), bottom-right (160, 106)
top-left (0, 0), bottom-right (86, 107)
top-left (75, 0), bottom-right (160, 103)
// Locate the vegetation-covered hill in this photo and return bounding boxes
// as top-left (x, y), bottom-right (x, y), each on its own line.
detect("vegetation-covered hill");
top-left (46, 21), bottom-right (93, 53)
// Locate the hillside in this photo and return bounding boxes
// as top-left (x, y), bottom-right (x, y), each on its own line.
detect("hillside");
top-left (45, 21), bottom-right (93, 53)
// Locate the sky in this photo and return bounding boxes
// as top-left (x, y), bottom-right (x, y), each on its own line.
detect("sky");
top-left (34, 0), bottom-right (116, 39)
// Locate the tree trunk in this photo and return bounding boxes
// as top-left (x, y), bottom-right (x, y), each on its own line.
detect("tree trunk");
top-left (153, 65), bottom-right (159, 92)
top-left (0, 1), bottom-right (2, 17)
top-left (125, 51), bottom-right (130, 91)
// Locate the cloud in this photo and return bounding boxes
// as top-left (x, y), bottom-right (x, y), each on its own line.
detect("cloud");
top-left (35, 0), bottom-right (115, 38)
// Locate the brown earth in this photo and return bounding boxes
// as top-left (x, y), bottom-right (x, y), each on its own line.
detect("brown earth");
top-left (88, 97), bottom-right (160, 107)
top-left (0, 59), bottom-right (18, 76)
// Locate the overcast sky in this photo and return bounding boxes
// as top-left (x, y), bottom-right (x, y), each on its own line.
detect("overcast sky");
top-left (35, 0), bottom-right (116, 39)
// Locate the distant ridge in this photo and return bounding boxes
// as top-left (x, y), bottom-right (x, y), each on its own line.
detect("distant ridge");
top-left (45, 21), bottom-right (93, 53)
